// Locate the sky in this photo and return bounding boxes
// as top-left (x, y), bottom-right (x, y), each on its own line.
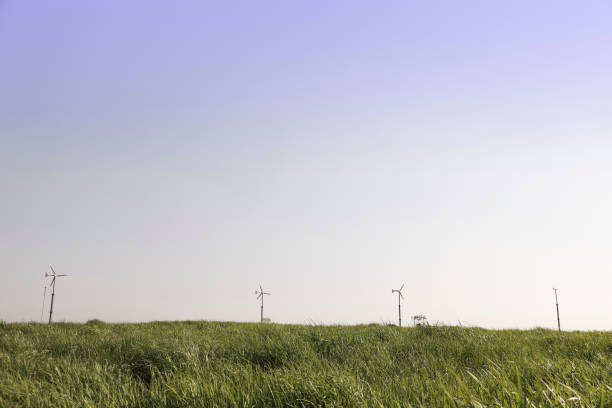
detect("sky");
top-left (1, 1), bottom-right (611, 330)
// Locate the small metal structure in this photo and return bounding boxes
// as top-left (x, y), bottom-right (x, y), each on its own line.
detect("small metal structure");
top-left (553, 288), bottom-right (561, 332)
top-left (391, 284), bottom-right (404, 327)
top-left (40, 285), bottom-right (47, 322)
top-left (412, 314), bottom-right (428, 326)
top-left (44, 266), bottom-right (69, 324)
top-left (255, 284), bottom-right (271, 323)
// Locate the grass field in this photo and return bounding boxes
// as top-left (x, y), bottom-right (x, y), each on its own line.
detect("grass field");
top-left (1, 321), bottom-right (610, 407)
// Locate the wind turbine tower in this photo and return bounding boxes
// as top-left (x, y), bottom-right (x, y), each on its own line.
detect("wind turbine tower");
top-left (255, 284), bottom-right (271, 323)
top-left (553, 287), bottom-right (561, 332)
top-left (45, 266), bottom-right (69, 324)
top-left (391, 283), bottom-right (404, 327)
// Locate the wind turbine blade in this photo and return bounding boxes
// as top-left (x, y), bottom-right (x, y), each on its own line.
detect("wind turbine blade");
top-left (56, 274), bottom-right (69, 277)
top-left (257, 293), bottom-right (262, 299)
top-left (259, 283), bottom-right (263, 292)
top-left (400, 293), bottom-right (404, 299)
top-left (399, 284), bottom-right (404, 291)
top-left (50, 265), bottom-right (56, 275)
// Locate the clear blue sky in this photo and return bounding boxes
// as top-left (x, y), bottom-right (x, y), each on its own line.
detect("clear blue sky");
top-left (1, 1), bottom-right (611, 329)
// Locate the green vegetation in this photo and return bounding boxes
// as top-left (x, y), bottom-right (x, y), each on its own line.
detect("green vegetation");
top-left (1, 321), bottom-right (610, 407)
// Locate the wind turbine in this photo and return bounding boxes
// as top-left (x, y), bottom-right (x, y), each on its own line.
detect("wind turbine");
top-left (255, 284), bottom-right (270, 323)
top-left (45, 266), bottom-right (69, 324)
top-left (553, 288), bottom-right (561, 332)
top-left (391, 283), bottom-right (404, 327)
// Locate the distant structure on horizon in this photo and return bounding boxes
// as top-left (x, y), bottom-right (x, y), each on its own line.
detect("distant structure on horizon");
top-left (43, 266), bottom-right (69, 324)
top-left (553, 288), bottom-right (561, 332)
top-left (391, 284), bottom-right (404, 327)
top-left (33, 269), bottom-right (568, 330)
top-left (255, 284), bottom-right (271, 323)
top-left (412, 314), bottom-right (428, 327)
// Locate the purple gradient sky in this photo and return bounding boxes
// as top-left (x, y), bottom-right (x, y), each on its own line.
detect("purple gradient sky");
top-left (1, 1), bottom-right (611, 329)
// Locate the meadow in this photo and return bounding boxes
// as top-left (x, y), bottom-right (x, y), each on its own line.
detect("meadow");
top-left (1, 320), bottom-right (610, 407)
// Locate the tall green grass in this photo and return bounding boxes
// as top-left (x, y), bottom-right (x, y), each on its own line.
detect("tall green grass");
top-left (1, 321), bottom-right (610, 407)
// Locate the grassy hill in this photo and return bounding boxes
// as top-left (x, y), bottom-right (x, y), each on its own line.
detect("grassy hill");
top-left (1, 321), bottom-right (610, 407)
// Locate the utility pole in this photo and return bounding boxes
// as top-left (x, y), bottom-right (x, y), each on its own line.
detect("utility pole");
top-left (553, 288), bottom-right (561, 332)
